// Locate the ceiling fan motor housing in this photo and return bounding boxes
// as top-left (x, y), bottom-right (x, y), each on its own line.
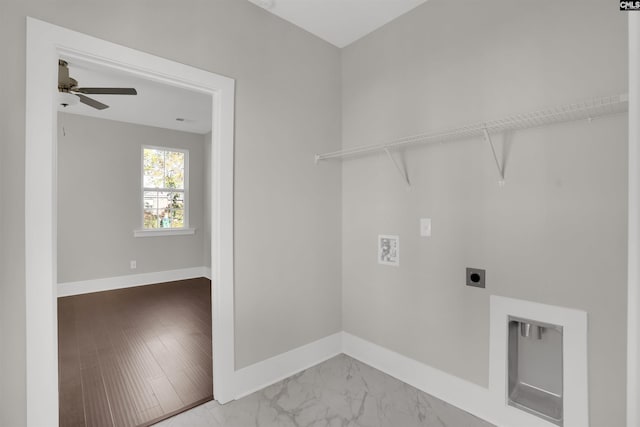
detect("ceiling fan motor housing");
top-left (58, 60), bottom-right (78, 92)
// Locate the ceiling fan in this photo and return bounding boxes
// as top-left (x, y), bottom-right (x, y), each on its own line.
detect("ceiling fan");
top-left (58, 60), bottom-right (137, 110)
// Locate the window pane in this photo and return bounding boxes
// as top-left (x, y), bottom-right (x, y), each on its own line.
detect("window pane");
top-left (158, 210), bottom-right (172, 228)
top-left (143, 191), bottom-right (158, 210)
top-left (143, 149), bottom-right (165, 188)
top-left (169, 209), bottom-right (184, 228)
top-left (157, 191), bottom-right (171, 211)
top-left (144, 208), bottom-right (159, 229)
top-left (167, 192), bottom-right (184, 210)
top-left (155, 191), bottom-right (185, 228)
top-left (164, 151), bottom-right (185, 189)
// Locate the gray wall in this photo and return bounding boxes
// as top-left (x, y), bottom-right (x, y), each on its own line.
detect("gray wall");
top-left (57, 112), bottom-right (206, 283)
top-left (341, 1), bottom-right (627, 425)
top-left (0, 1), bottom-right (342, 425)
top-left (0, 0), bottom-right (629, 425)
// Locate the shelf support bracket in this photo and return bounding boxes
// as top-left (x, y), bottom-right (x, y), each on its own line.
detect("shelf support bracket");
top-left (383, 148), bottom-right (411, 189)
top-left (483, 127), bottom-right (506, 186)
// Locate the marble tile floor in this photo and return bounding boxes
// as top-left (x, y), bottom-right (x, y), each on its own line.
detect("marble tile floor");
top-left (156, 354), bottom-right (495, 427)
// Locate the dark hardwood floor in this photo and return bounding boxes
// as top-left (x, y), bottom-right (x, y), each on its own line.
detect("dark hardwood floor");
top-left (58, 278), bottom-right (213, 427)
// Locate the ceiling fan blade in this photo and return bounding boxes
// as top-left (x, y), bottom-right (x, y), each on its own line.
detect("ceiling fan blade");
top-left (77, 94), bottom-right (109, 110)
top-left (74, 87), bottom-right (137, 95)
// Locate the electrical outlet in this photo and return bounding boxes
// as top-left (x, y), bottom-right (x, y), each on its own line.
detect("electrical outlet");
top-left (130, 260), bottom-right (137, 269)
top-left (466, 267), bottom-right (485, 288)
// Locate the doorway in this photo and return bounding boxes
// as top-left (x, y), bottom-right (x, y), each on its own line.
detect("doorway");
top-left (56, 55), bottom-right (216, 425)
top-left (25, 18), bottom-right (236, 427)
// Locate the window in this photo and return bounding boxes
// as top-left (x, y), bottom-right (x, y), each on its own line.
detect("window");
top-left (138, 146), bottom-right (192, 236)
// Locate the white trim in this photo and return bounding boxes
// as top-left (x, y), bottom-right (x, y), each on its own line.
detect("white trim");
top-left (134, 227), bottom-right (196, 237)
top-left (628, 14), bottom-right (640, 427)
top-left (342, 332), bottom-right (501, 425)
top-left (25, 18), bottom-right (236, 426)
top-left (489, 296), bottom-right (588, 427)
top-left (203, 266), bottom-right (212, 280)
top-left (25, 19), bottom-right (60, 426)
top-left (56, 267), bottom-right (209, 297)
top-left (232, 333), bottom-right (342, 400)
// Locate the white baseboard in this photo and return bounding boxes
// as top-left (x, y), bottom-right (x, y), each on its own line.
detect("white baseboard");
top-left (232, 332), bottom-right (342, 400)
top-left (57, 266), bottom-right (210, 297)
top-left (341, 332), bottom-right (502, 425)
top-left (231, 332), bottom-right (504, 425)
top-left (342, 332), bottom-right (562, 427)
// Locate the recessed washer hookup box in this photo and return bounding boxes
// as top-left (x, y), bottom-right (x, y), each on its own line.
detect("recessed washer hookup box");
top-left (508, 316), bottom-right (563, 426)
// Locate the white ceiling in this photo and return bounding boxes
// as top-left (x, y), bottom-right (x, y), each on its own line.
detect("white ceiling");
top-left (247, 0), bottom-right (427, 48)
top-left (57, 58), bottom-right (212, 134)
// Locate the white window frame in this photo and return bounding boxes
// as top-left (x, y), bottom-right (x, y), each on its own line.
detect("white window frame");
top-left (135, 145), bottom-right (195, 237)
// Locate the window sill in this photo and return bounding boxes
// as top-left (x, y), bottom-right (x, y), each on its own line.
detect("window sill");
top-left (134, 227), bottom-right (196, 238)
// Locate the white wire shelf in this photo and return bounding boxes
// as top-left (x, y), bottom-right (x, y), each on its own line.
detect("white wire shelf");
top-left (315, 94), bottom-right (628, 163)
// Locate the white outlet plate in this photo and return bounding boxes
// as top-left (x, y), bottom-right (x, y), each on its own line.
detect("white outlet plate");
top-left (420, 218), bottom-right (431, 237)
top-left (130, 260), bottom-right (137, 269)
